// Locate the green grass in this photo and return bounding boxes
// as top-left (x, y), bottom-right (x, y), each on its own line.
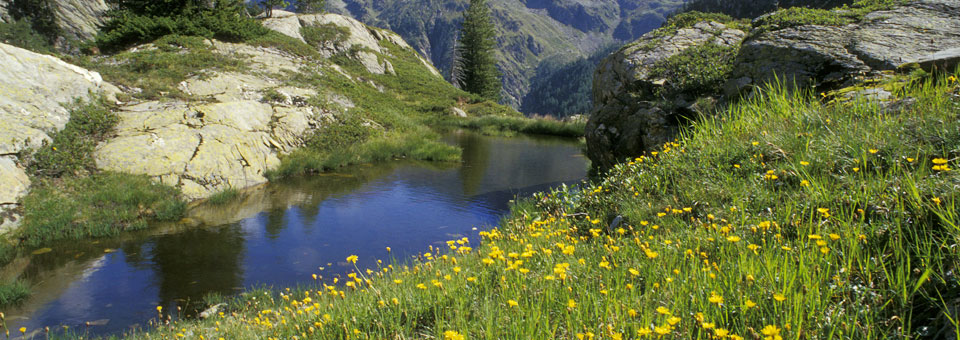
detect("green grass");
top-left (110, 72), bottom-right (960, 340)
top-left (751, 0), bottom-right (910, 36)
top-left (266, 129), bottom-right (461, 180)
top-left (448, 115), bottom-right (585, 138)
top-left (206, 188), bottom-right (241, 205)
top-left (18, 172), bottom-right (186, 247)
top-left (0, 280), bottom-right (30, 307)
top-left (70, 35), bottom-right (247, 100)
top-left (13, 98), bottom-right (187, 251)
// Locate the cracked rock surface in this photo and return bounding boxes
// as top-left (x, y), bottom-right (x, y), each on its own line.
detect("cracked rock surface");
top-left (95, 73), bottom-right (324, 199)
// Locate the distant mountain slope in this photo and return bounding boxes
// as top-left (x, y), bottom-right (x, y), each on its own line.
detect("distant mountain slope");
top-left (326, 0), bottom-right (684, 109)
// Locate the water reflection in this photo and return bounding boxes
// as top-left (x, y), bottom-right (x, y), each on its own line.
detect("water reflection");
top-left (3, 131), bottom-right (587, 336)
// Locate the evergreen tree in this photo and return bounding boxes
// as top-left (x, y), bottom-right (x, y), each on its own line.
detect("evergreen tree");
top-left (455, 0), bottom-right (501, 101)
top-left (262, 0), bottom-right (290, 17)
top-left (295, 0), bottom-right (327, 13)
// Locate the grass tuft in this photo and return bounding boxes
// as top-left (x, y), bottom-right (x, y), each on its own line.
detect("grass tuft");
top-left (0, 280), bottom-right (30, 307)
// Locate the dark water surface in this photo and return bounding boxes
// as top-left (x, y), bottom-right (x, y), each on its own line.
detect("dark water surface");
top-left (2, 131), bottom-right (588, 337)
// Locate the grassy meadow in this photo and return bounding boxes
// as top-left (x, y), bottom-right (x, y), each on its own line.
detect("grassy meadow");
top-left (74, 73), bottom-right (960, 339)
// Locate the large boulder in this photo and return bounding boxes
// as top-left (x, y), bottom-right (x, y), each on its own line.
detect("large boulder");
top-left (729, 0), bottom-right (960, 94)
top-left (0, 42), bottom-right (118, 228)
top-left (586, 21), bottom-right (745, 170)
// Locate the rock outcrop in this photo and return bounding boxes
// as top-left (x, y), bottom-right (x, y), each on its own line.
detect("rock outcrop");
top-left (587, 0), bottom-right (960, 170)
top-left (0, 0), bottom-right (110, 46)
top-left (50, 0), bottom-right (111, 43)
top-left (729, 0), bottom-right (960, 94)
top-left (587, 21), bottom-right (745, 170)
top-left (0, 42), bottom-right (118, 229)
top-left (262, 10), bottom-right (440, 77)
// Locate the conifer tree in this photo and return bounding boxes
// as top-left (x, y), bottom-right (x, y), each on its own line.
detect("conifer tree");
top-left (455, 0), bottom-right (501, 101)
top-left (262, 0), bottom-right (290, 17)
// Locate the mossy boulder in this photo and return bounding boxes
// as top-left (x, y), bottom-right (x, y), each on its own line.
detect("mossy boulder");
top-left (586, 20), bottom-right (745, 170)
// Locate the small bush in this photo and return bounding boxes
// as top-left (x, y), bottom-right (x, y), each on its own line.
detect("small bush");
top-left (302, 23), bottom-right (351, 49)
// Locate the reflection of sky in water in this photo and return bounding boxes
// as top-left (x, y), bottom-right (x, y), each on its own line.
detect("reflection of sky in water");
top-left (5, 132), bottom-right (588, 337)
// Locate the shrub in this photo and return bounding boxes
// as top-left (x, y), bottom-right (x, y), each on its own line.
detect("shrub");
top-left (301, 23), bottom-right (351, 49)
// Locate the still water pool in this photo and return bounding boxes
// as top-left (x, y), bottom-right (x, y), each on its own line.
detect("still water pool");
top-left (3, 131), bottom-right (588, 337)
